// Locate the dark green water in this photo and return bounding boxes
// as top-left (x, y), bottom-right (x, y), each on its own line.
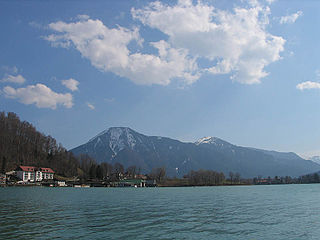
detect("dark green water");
top-left (1, 185), bottom-right (320, 239)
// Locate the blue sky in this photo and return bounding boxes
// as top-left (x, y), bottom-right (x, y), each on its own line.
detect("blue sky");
top-left (1, 0), bottom-right (320, 157)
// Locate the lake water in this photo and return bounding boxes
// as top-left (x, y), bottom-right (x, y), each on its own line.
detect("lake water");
top-left (1, 185), bottom-right (320, 239)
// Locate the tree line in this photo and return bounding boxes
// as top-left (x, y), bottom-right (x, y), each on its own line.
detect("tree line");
top-left (77, 153), bottom-right (166, 182)
top-left (253, 173), bottom-right (320, 185)
top-left (184, 169), bottom-right (226, 186)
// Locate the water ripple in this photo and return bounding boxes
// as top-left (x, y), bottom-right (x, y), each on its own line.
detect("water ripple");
top-left (2, 185), bottom-right (320, 239)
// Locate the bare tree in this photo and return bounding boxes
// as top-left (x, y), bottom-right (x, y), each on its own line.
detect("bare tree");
top-left (229, 171), bottom-right (234, 184)
top-left (150, 167), bottom-right (166, 183)
top-left (234, 172), bottom-right (241, 184)
top-left (187, 169), bottom-right (225, 186)
top-left (126, 165), bottom-right (137, 178)
top-left (101, 162), bottom-right (113, 179)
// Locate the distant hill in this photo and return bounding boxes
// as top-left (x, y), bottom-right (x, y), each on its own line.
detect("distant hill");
top-left (71, 127), bottom-right (320, 178)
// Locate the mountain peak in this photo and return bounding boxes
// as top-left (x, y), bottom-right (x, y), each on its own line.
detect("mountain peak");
top-left (87, 127), bottom-right (140, 155)
top-left (195, 136), bottom-right (228, 146)
top-left (108, 126), bottom-right (133, 131)
top-left (88, 127), bottom-right (134, 142)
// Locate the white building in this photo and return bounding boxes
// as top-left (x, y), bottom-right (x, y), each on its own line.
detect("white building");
top-left (36, 168), bottom-right (55, 181)
top-left (15, 166), bottom-right (54, 182)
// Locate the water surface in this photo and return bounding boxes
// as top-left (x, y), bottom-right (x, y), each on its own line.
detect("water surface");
top-left (1, 184), bottom-right (320, 239)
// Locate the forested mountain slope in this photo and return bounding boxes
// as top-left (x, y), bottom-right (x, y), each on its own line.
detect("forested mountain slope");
top-left (0, 112), bottom-right (79, 176)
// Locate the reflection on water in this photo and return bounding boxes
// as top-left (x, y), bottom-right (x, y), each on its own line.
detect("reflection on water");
top-left (1, 185), bottom-right (320, 239)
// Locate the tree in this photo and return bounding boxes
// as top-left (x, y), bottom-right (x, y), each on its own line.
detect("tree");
top-left (100, 162), bottom-right (113, 179)
top-left (1, 157), bottom-right (6, 174)
top-left (127, 165), bottom-right (137, 178)
top-left (96, 165), bottom-right (103, 180)
top-left (114, 163), bottom-right (124, 174)
top-left (113, 163), bottom-right (124, 180)
top-left (150, 167), bottom-right (166, 183)
top-left (234, 172), bottom-right (241, 184)
top-left (229, 172), bottom-right (234, 184)
top-left (187, 169), bottom-right (225, 186)
top-left (89, 164), bottom-right (97, 179)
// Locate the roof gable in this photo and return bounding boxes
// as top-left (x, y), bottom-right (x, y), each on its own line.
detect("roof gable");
top-left (16, 166), bottom-right (54, 173)
top-left (18, 166), bottom-right (36, 172)
top-left (39, 168), bottom-right (55, 173)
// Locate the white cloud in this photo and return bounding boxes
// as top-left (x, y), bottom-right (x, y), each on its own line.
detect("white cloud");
top-left (132, 0), bottom-right (285, 84)
top-left (86, 102), bottom-right (95, 110)
top-left (45, 18), bottom-right (199, 86)
top-left (265, 0), bottom-right (276, 4)
top-left (296, 81), bottom-right (320, 90)
top-left (1, 74), bottom-right (26, 84)
top-left (3, 84), bottom-right (73, 109)
top-left (77, 14), bottom-right (90, 20)
top-left (45, 1), bottom-right (286, 85)
top-left (280, 11), bottom-right (303, 24)
top-left (61, 78), bottom-right (79, 91)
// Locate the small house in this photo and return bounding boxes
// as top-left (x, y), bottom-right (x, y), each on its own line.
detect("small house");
top-left (15, 166), bottom-right (54, 182)
top-left (15, 166), bottom-right (36, 182)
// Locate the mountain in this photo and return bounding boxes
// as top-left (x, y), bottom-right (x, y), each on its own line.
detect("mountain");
top-left (309, 156), bottom-right (320, 165)
top-left (196, 138), bottom-right (320, 178)
top-left (71, 127), bottom-right (320, 178)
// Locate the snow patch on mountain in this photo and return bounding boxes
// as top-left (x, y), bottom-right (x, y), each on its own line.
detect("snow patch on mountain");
top-left (195, 136), bottom-right (223, 145)
top-left (88, 129), bottom-right (109, 143)
top-left (309, 156), bottom-right (320, 164)
top-left (107, 127), bottom-right (139, 154)
top-left (109, 128), bottom-right (126, 154)
top-left (125, 128), bottom-right (136, 149)
top-left (94, 137), bottom-right (102, 149)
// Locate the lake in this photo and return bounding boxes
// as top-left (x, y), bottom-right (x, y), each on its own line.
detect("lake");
top-left (1, 184), bottom-right (320, 239)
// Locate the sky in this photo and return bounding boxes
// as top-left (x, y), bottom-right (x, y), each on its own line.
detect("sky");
top-left (1, 0), bottom-right (320, 158)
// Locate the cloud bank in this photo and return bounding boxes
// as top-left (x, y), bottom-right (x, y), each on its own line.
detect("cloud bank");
top-left (45, 18), bottom-right (198, 86)
top-left (45, 0), bottom-right (286, 85)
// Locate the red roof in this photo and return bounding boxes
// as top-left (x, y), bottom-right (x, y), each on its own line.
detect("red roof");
top-left (17, 166), bottom-right (54, 173)
top-left (39, 168), bottom-right (54, 173)
top-left (18, 166), bottom-right (36, 172)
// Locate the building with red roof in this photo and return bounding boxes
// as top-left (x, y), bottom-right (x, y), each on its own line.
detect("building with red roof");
top-left (15, 166), bottom-right (54, 182)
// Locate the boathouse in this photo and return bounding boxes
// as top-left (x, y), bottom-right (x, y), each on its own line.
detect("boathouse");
top-left (117, 179), bottom-right (146, 187)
